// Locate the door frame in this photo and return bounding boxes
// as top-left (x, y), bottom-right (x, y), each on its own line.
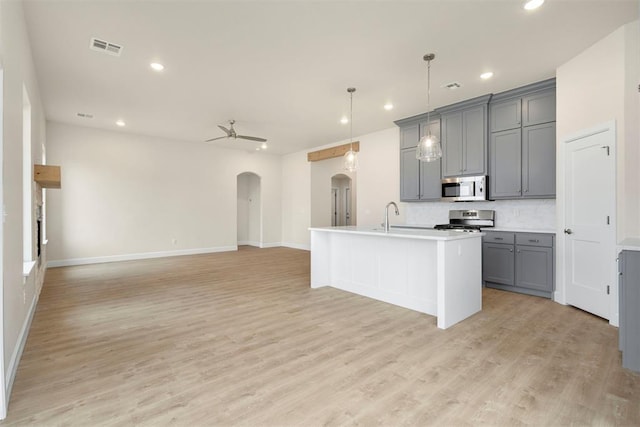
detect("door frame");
top-left (0, 64), bottom-right (7, 419)
top-left (556, 120), bottom-right (617, 325)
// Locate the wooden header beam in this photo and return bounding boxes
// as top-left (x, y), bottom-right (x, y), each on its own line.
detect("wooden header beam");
top-left (307, 141), bottom-right (359, 162)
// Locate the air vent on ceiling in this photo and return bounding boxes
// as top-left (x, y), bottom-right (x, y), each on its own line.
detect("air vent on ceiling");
top-left (89, 37), bottom-right (123, 56)
top-left (444, 82), bottom-right (462, 90)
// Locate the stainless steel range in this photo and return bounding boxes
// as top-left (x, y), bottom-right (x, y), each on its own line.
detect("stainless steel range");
top-left (434, 209), bottom-right (495, 232)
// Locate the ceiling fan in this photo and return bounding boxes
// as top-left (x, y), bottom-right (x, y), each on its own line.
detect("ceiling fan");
top-left (205, 120), bottom-right (267, 143)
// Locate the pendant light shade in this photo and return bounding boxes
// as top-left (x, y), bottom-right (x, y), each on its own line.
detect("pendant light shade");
top-left (416, 53), bottom-right (442, 162)
top-left (343, 87), bottom-right (358, 172)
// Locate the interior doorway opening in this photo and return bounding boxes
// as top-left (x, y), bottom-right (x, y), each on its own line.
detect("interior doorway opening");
top-left (237, 172), bottom-right (262, 248)
top-left (330, 174), bottom-right (354, 226)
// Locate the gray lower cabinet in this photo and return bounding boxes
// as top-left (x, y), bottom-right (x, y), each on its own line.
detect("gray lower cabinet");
top-left (483, 231), bottom-right (554, 298)
top-left (482, 242), bottom-right (514, 285)
top-left (619, 250), bottom-right (640, 372)
top-left (398, 116), bottom-right (441, 201)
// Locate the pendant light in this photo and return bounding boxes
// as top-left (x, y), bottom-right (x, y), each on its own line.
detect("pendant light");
top-left (343, 87), bottom-right (358, 172)
top-left (416, 53), bottom-right (442, 162)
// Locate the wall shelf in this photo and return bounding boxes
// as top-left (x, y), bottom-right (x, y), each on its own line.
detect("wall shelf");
top-left (34, 164), bottom-right (61, 188)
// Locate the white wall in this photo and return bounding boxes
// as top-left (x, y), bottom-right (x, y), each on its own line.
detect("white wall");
top-left (237, 172), bottom-right (261, 246)
top-left (0, 0), bottom-right (48, 417)
top-left (281, 150), bottom-right (311, 249)
top-left (310, 157), bottom-right (357, 228)
top-left (555, 20), bottom-right (639, 316)
top-left (46, 122), bottom-right (282, 264)
top-left (282, 127), bottom-right (404, 249)
top-left (557, 21), bottom-right (639, 242)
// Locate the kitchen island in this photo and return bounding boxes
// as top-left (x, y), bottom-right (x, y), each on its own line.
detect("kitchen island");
top-left (310, 226), bottom-right (483, 329)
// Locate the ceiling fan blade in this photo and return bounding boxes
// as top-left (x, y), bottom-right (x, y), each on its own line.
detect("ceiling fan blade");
top-left (237, 135), bottom-right (267, 142)
top-left (218, 125), bottom-right (231, 135)
top-left (204, 136), bottom-right (228, 143)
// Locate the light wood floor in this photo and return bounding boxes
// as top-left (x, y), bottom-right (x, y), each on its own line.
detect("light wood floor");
top-left (3, 246), bottom-right (640, 426)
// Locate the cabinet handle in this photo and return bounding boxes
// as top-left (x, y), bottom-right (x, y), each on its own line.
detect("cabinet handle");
top-left (509, 249), bottom-right (513, 252)
top-left (517, 249), bottom-right (521, 253)
top-left (529, 239), bottom-right (539, 243)
top-left (495, 237), bottom-right (504, 241)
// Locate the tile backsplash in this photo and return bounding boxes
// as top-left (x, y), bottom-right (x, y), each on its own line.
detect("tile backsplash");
top-left (405, 199), bottom-right (556, 231)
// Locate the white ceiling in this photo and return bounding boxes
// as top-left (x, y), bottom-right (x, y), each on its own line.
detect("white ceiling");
top-left (23, 0), bottom-right (638, 155)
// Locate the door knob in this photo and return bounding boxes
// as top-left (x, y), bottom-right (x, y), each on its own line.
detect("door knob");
top-left (564, 228), bottom-right (573, 235)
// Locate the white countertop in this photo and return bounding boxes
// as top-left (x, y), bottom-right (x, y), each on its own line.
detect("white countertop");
top-left (309, 225), bottom-right (483, 241)
top-left (392, 224), bottom-right (556, 234)
top-left (619, 238), bottom-right (640, 251)
top-left (487, 227), bottom-right (556, 234)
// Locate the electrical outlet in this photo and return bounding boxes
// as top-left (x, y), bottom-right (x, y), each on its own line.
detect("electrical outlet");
top-left (171, 238), bottom-right (177, 245)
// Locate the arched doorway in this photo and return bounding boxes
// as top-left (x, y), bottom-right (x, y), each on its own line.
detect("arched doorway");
top-left (330, 174), bottom-right (354, 226)
top-left (237, 172), bottom-right (262, 247)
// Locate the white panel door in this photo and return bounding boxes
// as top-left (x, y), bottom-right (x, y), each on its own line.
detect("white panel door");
top-left (564, 126), bottom-right (615, 319)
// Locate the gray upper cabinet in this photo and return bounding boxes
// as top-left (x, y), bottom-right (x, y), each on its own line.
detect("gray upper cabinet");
top-left (522, 122), bottom-right (556, 197)
top-left (438, 95), bottom-right (491, 178)
top-left (489, 128), bottom-right (522, 198)
top-left (522, 89), bottom-right (556, 127)
top-left (396, 115), bottom-right (441, 202)
top-left (400, 148), bottom-right (420, 201)
top-left (488, 79), bottom-right (556, 200)
top-left (490, 98), bottom-right (521, 132)
top-left (399, 122), bottom-right (420, 150)
top-left (442, 112), bottom-right (463, 177)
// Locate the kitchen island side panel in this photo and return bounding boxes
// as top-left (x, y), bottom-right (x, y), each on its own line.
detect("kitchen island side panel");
top-left (437, 237), bottom-right (483, 329)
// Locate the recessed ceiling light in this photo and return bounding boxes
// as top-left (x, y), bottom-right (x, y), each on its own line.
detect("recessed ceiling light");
top-left (116, 120), bottom-right (125, 127)
top-left (340, 116), bottom-right (349, 124)
top-left (524, 0), bottom-right (544, 10)
top-left (480, 72), bottom-right (494, 80)
top-left (261, 142), bottom-right (268, 150)
top-left (255, 147), bottom-right (261, 151)
top-left (150, 62), bottom-right (164, 71)
top-left (384, 102), bottom-right (394, 111)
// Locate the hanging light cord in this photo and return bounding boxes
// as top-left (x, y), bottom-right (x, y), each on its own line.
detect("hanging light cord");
top-left (426, 55), bottom-right (432, 134)
top-left (349, 89), bottom-right (354, 150)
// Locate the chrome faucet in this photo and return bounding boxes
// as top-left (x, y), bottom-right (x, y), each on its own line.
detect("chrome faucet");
top-left (383, 201), bottom-right (400, 232)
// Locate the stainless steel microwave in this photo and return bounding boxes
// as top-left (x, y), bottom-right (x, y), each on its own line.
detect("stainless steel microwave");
top-left (441, 175), bottom-right (487, 202)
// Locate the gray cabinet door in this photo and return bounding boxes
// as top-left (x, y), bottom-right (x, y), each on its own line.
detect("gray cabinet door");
top-left (522, 89), bottom-right (556, 127)
top-left (400, 148), bottom-right (420, 201)
top-left (515, 245), bottom-right (553, 292)
top-left (490, 98), bottom-right (521, 132)
top-left (463, 106), bottom-right (487, 176)
top-left (442, 112), bottom-right (463, 177)
top-left (400, 122), bottom-right (420, 150)
top-left (420, 159), bottom-right (442, 200)
top-left (418, 119), bottom-right (442, 200)
top-left (482, 242), bottom-right (515, 286)
top-left (489, 128), bottom-right (522, 199)
top-left (522, 122), bottom-right (556, 198)
top-left (620, 250), bottom-right (640, 372)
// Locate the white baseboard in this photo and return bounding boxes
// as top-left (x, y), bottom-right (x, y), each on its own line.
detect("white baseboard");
top-left (47, 246), bottom-right (238, 268)
top-left (5, 289), bottom-right (39, 404)
top-left (238, 241), bottom-right (262, 247)
top-left (281, 242), bottom-right (311, 251)
top-left (260, 242), bottom-right (282, 248)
